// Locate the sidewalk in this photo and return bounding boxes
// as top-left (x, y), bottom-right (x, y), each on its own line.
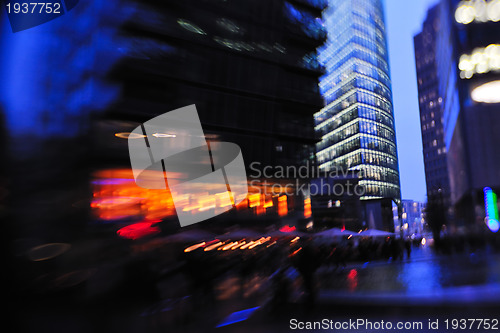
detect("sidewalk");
top-left (317, 283), bottom-right (500, 307)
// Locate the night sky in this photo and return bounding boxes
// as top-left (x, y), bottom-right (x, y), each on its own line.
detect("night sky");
top-left (384, 0), bottom-right (440, 203)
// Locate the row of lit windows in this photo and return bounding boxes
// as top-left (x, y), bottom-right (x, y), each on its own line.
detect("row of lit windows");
top-left (351, 0), bottom-right (385, 33)
top-left (317, 105), bottom-right (394, 138)
top-left (354, 60), bottom-right (391, 87)
top-left (361, 179), bottom-right (401, 191)
top-left (322, 74), bottom-right (392, 105)
top-left (324, 0), bottom-right (385, 38)
top-left (321, 23), bottom-right (358, 55)
top-left (322, 119), bottom-right (360, 144)
top-left (316, 97), bottom-right (360, 131)
top-left (323, 8), bottom-right (385, 43)
top-left (321, 68), bottom-right (391, 100)
top-left (419, 99), bottom-right (442, 113)
top-left (316, 105), bottom-right (358, 135)
top-left (316, 87), bottom-right (394, 130)
top-left (319, 150), bottom-right (363, 170)
top-left (351, 20), bottom-right (385, 49)
top-left (356, 74), bottom-right (392, 100)
top-left (357, 90), bottom-right (392, 114)
top-left (319, 70), bottom-right (352, 95)
top-left (317, 136), bottom-right (361, 162)
top-left (320, 147), bottom-right (398, 172)
top-left (359, 104), bottom-right (394, 128)
top-left (321, 72), bottom-right (358, 100)
top-left (360, 120), bottom-right (395, 142)
top-left (322, 25), bottom-right (386, 64)
top-left (319, 57), bottom-right (391, 93)
top-left (360, 180), bottom-right (400, 200)
top-left (419, 91), bottom-right (440, 104)
top-left (317, 123), bottom-right (398, 157)
top-left (359, 165), bottom-right (400, 184)
top-left (316, 127), bottom-right (396, 156)
top-left (325, 45), bottom-right (389, 75)
top-left (314, 167), bottom-right (399, 199)
top-left (361, 135), bottom-right (397, 156)
top-left (316, 102), bottom-right (395, 138)
top-left (421, 127), bottom-right (444, 144)
top-left (321, 28), bottom-right (386, 65)
top-left (361, 149), bottom-right (398, 169)
top-left (317, 135), bottom-right (397, 165)
top-left (315, 89), bottom-right (359, 128)
top-left (421, 119), bottom-right (437, 131)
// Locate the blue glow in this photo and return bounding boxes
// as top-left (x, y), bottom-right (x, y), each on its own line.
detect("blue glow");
top-left (216, 306), bottom-right (260, 328)
top-left (487, 219), bottom-right (500, 233)
top-left (0, 2), bottom-right (125, 138)
top-left (284, 2), bottom-right (326, 40)
top-left (484, 187), bottom-right (499, 233)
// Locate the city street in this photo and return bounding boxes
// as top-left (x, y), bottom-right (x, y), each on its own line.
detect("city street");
top-left (15, 245), bottom-right (500, 332)
top-left (3, 0), bottom-right (500, 332)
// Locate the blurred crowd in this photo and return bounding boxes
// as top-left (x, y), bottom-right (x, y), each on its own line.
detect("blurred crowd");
top-left (13, 229), bottom-right (500, 331)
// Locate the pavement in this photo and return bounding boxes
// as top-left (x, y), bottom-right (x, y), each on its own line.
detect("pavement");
top-left (13, 246), bottom-right (500, 333)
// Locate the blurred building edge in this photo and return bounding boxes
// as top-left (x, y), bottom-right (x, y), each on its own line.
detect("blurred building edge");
top-left (0, 2), bottom-right (134, 245)
top-left (413, 4), bottom-right (453, 237)
top-left (415, 0), bottom-right (500, 234)
top-left (313, 0), bottom-right (401, 233)
top-left (92, 0), bottom-right (328, 228)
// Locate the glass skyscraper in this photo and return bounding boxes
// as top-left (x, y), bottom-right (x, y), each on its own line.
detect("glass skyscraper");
top-left (315, 0), bottom-right (401, 203)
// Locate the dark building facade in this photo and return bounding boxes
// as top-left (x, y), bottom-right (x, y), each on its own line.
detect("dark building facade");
top-left (310, 171), bottom-right (364, 230)
top-left (414, 5), bottom-right (452, 219)
top-left (426, 0), bottom-right (500, 228)
top-left (92, 0), bottom-right (328, 226)
top-left (106, 0), bottom-right (325, 167)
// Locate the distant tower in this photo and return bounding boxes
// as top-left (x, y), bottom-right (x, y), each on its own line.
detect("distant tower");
top-left (414, 5), bottom-right (451, 210)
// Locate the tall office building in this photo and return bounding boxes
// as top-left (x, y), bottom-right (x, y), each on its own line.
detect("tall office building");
top-left (433, 0), bottom-right (500, 226)
top-left (314, 0), bottom-right (401, 229)
top-left (414, 5), bottom-right (452, 212)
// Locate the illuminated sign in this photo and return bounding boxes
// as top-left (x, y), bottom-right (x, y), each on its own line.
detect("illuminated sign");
top-left (455, 0), bottom-right (500, 24)
top-left (458, 44), bottom-right (500, 79)
top-left (484, 187), bottom-right (500, 232)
